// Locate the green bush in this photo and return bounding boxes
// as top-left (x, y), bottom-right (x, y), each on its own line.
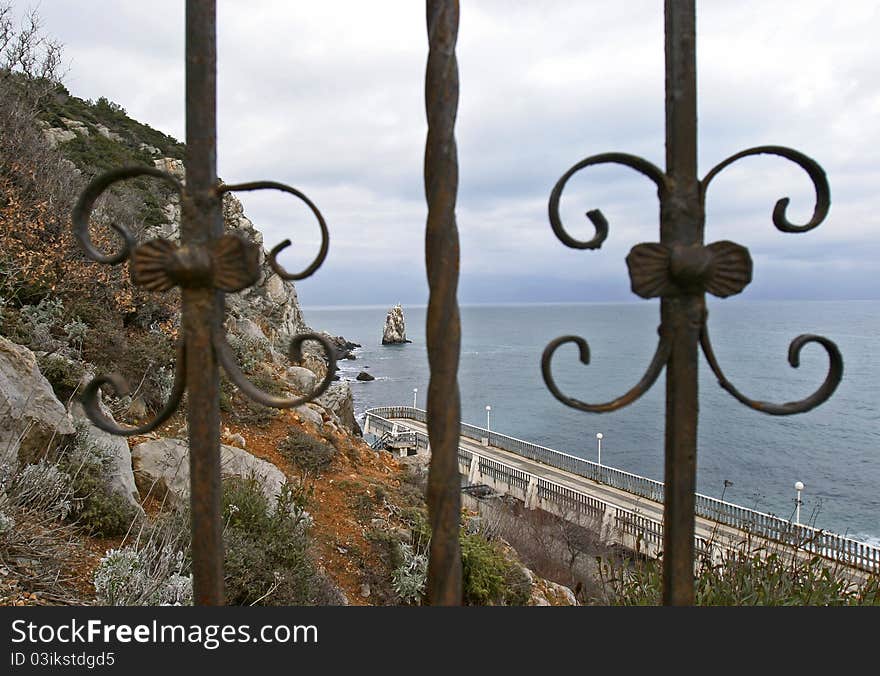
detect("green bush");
top-left (461, 532), bottom-right (531, 606)
top-left (221, 476), bottom-right (338, 605)
top-left (36, 352), bottom-right (85, 401)
top-left (277, 427), bottom-right (336, 476)
top-left (396, 507), bottom-right (530, 606)
top-left (62, 438), bottom-right (139, 538)
top-left (600, 547), bottom-right (880, 606)
top-left (67, 458), bottom-right (138, 538)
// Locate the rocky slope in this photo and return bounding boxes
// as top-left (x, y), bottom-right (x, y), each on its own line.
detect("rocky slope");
top-left (0, 83), bottom-right (577, 606)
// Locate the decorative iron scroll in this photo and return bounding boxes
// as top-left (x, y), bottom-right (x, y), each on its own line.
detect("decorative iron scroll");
top-left (72, 169), bottom-right (336, 436)
top-left (541, 146), bottom-right (843, 415)
top-left (542, 0), bottom-right (843, 606)
top-left (542, 145), bottom-right (842, 416)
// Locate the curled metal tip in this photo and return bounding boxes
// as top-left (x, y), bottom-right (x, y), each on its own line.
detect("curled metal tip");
top-left (701, 326), bottom-right (843, 415)
top-left (541, 333), bottom-right (670, 413)
top-left (702, 146), bottom-right (830, 234)
top-left (72, 166), bottom-right (183, 265)
top-left (213, 329), bottom-right (336, 409)
top-left (218, 181), bottom-right (329, 281)
top-left (548, 152), bottom-right (667, 250)
top-left (80, 342), bottom-right (187, 436)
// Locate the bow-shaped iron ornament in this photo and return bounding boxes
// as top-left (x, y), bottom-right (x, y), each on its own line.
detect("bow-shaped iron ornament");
top-left (542, 146), bottom-right (843, 416)
top-left (72, 166), bottom-right (336, 435)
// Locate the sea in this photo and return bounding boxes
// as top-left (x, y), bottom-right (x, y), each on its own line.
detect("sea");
top-left (304, 300), bottom-right (880, 546)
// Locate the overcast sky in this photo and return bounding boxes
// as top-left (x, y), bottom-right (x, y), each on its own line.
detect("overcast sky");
top-left (19, 1), bottom-right (880, 306)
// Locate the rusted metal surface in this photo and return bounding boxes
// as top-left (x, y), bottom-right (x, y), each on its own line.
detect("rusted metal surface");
top-left (542, 0), bottom-right (842, 605)
top-left (424, 0), bottom-right (463, 605)
top-left (71, 0), bottom-right (333, 605)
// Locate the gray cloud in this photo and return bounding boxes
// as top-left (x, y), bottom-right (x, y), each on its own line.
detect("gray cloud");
top-left (23, 0), bottom-right (880, 304)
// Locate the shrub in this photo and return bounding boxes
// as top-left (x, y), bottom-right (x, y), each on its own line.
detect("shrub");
top-left (600, 546), bottom-right (880, 606)
top-left (461, 531), bottom-right (531, 606)
top-left (65, 457), bottom-right (138, 538)
top-left (0, 509), bottom-right (15, 537)
top-left (70, 426), bottom-right (140, 535)
top-left (391, 542), bottom-right (428, 605)
top-left (93, 547), bottom-right (192, 606)
top-left (227, 332), bottom-right (272, 375)
top-left (35, 352), bottom-right (85, 401)
top-left (221, 476), bottom-right (336, 605)
top-left (6, 460), bottom-right (73, 520)
top-left (277, 427), bottom-right (336, 476)
top-left (93, 505), bottom-right (191, 606)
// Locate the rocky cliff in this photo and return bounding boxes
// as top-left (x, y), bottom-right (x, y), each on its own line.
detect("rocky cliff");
top-left (0, 73), bottom-right (577, 608)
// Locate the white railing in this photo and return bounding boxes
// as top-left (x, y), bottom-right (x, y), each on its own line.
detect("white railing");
top-left (364, 406), bottom-right (880, 573)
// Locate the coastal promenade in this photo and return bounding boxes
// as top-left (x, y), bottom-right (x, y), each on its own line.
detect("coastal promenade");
top-left (363, 406), bottom-right (880, 575)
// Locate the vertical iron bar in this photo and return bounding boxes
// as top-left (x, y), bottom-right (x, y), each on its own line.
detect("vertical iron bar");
top-left (424, 0), bottom-right (462, 605)
top-left (661, 0), bottom-right (701, 606)
top-left (184, 0), bottom-right (224, 605)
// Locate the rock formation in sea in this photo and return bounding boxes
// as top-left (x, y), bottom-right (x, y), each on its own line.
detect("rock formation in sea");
top-left (381, 304), bottom-right (411, 345)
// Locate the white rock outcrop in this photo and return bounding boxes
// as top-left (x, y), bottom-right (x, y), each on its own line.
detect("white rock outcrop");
top-left (522, 566), bottom-right (579, 606)
top-left (315, 382), bottom-right (361, 436)
top-left (0, 336), bottom-right (75, 466)
top-left (42, 127), bottom-right (76, 148)
top-left (286, 366), bottom-right (317, 394)
top-left (381, 304), bottom-right (410, 345)
top-left (148, 158), bottom-right (310, 351)
top-left (131, 438), bottom-right (287, 508)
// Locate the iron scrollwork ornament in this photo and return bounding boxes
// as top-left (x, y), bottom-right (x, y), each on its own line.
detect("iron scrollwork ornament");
top-left (542, 145), bottom-right (843, 415)
top-left (72, 167), bottom-right (336, 435)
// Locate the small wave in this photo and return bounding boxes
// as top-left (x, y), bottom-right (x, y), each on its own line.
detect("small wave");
top-left (849, 533), bottom-right (880, 548)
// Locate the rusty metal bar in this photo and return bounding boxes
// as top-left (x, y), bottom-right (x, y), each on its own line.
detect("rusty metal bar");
top-left (183, 0), bottom-right (224, 606)
top-left (73, 0), bottom-right (336, 607)
top-left (660, 0), bottom-right (700, 607)
top-left (424, 0), bottom-right (462, 605)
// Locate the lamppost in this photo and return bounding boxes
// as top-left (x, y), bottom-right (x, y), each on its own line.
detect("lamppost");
top-left (486, 405), bottom-right (491, 431)
top-left (596, 432), bottom-right (603, 467)
top-left (413, 388), bottom-right (418, 408)
top-left (794, 481), bottom-right (804, 526)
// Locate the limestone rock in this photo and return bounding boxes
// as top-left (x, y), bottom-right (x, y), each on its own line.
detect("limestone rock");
top-left (139, 143), bottom-right (161, 156)
top-left (94, 123), bottom-right (124, 142)
top-left (153, 157), bottom-right (185, 182)
top-left (69, 401), bottom-right (144, 515)
top-left (221, 191), bottom-right (309, 348)
top-left (315, 382), bottom-right (361, 436)
top-left (294, 404), bottom-right (324, 428)
top-left (59, 116), bottom-right (90, 136)
top-left (131, 439), bottom-right (287, 507)
top-left (0, 336), bottom-right (75, 466)
top-left (222, 427), bottom-right (247, 448)
top-left (42, 127), bottom-right (76, 148)
top-left (524, 567), bottom-right (578, 606)
top-left (381, 304), bottom-right (411, 345)
top-left (145, 159), bottom-right (310, 350)
top-left (286, 366), bottom-right (317, 394)
top-left (323, 334), bottom-right (361, 361)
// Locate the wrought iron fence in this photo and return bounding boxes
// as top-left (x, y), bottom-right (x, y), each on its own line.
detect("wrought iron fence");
top-left (70, 0), bottom-right (847, 605)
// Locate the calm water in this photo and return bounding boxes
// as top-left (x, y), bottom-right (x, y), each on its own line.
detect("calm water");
top-left (305, 300), bottom-right (880, 544)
